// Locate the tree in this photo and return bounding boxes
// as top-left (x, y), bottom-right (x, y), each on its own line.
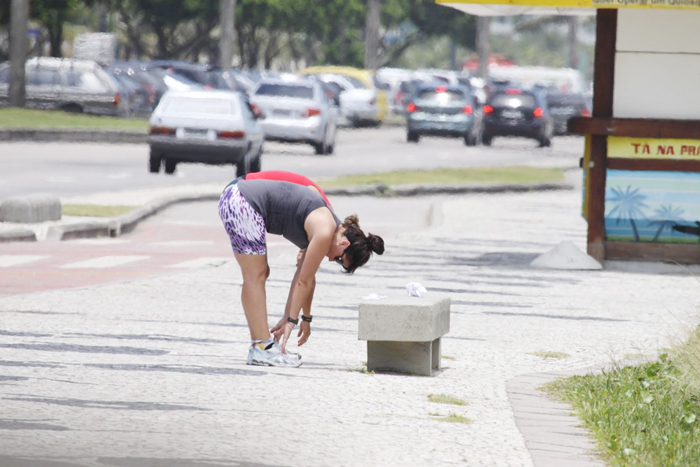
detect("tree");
top-left (608, 186), bottom-right (648, 242)
top-left (9, 0), bottom-right (28, 107)
top-left (649, 205), bottom-right (685, 242)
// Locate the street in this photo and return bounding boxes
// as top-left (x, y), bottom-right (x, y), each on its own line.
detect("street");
top-left (0, 126), bottom-right (583, 199)
top-left (0, 127), bottom-right (583, 295)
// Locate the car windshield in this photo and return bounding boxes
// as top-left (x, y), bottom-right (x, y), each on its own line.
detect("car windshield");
top-left (255, 83), bottom-right (314, 99)
top-left (343, 76), bottom-right (368, 89)
top-left (490, 93), bottom-right (537, 108)
top-left (164, 97), bottom-right (236, 115)
top-left (416, 89), bottom-right (465, 102)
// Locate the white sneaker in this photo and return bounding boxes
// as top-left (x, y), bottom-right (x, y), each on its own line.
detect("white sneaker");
top-left (246, 341), bottom-right (302, 368)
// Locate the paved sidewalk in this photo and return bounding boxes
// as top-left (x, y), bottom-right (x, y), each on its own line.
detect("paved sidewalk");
top-left (1, 185), bottom-right (699, 466)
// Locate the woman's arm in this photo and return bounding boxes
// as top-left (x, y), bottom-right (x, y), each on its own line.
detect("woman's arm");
top-left (275, 209), bottom-right (335, 352)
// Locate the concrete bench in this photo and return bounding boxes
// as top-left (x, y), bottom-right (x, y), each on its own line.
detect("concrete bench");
top-left (358, 295), bottom-right (450, 376)
top-left (0, 194), bottom-right (61, 223)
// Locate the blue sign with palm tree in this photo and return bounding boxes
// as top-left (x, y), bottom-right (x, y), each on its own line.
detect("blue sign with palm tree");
top-left (605, 170), bottom-right (700, 243)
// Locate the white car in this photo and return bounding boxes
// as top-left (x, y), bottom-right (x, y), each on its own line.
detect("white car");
top-left (250, 78), bottom-right (337, 155)
top-left (148, 89), bottom-right (264, 176)
top-left (312, 73), bottom-right (380, 127)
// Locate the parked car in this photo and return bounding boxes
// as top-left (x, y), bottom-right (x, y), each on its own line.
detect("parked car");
top-left (148, 89), bottom-right (264, 177)
top-left (481, 87), bottom-right (554, 147)
top-left (406, 83), bottom-right (481, 146)
top-left (299, 66), bottom-right (388, 126)
top-left (545, 90), bottom-right (591, 135)
top-left (0, 57), bottom-right (127, 116)
top-left (104, 68), bottom-right (152, 117)
top-left (249, 77), bottom-right (338, 155)
top-left (110, 62), bottom-right (202, 109)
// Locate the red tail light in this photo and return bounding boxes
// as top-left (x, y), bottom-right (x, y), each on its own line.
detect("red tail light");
top-left (505, 88), bottom-right (522, 94)
top-left (533, 107), bottom-right (544, 118)
top-left (149, 126), bottom-right (175, 135)
top-left (483, 105), bottom-right (493, 114)
top-left (250, 103), bottom-right (262, 117)
top-left (302, 108), bottom-right (321, 117)
top-left (113, 93), bottom-right (120, 105)
top-left (581, 107), bottom-right (591, 117)
top-left (462, 105), bottom-right (473, 115)
top-left (435, 86), bottom-right (448, 93)
top-left (217, 130), bottom-right (245, 139)
top-left (407, 102), bottom-right (416, 113)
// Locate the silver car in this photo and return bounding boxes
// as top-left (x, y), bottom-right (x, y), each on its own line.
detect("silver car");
top-left (250, 78), bottom-right (337, 155)
top-left (0, 57), bottom-right (128, 116)
top-left (148, 89), bottom-right (264, 176)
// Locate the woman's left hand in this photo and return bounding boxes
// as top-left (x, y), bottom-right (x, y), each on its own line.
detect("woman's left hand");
top-left (297, 320), bottom-right (311, 346)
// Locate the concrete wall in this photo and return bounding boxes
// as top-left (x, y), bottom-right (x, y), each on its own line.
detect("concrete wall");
top-left (614, 11), bottom-right (700, 120)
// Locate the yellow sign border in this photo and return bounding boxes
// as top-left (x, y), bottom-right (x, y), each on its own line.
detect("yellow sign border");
top-left (608, 136), bottom-right (700, 160)
top-left (437, 0), bottom-right (700, 10)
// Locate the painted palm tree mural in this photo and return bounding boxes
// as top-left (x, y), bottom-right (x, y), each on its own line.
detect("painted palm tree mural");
top-left (604, 170), bottom-right (700, 244)
top-left (649, 205), bottom-right (685, 241)
top-left (607, 185), bottom-right (648, 241)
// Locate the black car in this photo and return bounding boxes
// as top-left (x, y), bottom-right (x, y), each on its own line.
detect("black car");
top-left (545, 91), bottom-right (591, 135)
top-left (481, 88), bottom-right (554, 147)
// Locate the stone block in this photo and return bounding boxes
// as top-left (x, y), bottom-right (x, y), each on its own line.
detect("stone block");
top-left (0, 194), bottom-right (61, 223)
top-left (359, 295), bottom-right (450, 376)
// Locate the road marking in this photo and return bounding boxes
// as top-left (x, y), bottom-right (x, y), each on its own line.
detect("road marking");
top-left (68, 239), bottom-right (132, 245)
top-left (60, 256), bottom-right (150, 269)
top-left (167, 257), bottom-right (230, 269)
top-left (107, 172), bottom-right (132, 180)
top-left (0, 255), bottom-right (48, 267)
top-left (150, 241), bottom-right (215, 247)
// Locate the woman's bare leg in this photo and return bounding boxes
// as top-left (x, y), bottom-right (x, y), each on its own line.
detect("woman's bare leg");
top-left (234, 253), bottom-right (271, 341)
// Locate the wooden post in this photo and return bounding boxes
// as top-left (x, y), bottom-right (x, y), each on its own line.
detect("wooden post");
top-left (587, 10), bottom-right (617, 262)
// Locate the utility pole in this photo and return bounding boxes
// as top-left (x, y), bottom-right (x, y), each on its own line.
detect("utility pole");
top-left (219, 0), bottom-right (236, 70)
top-left (567, 16), bottom-right (579, 70)
top-left (9, 0), bottom-right (29, 107)
top-left (476, 16), bottom-right (490, 81)
top-left (364, 0), bottom-right (381, 70)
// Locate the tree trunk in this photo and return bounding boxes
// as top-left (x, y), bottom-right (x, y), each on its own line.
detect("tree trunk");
top-left (567, 16), bottom-right (579, 70)
top-left (219, 0), bottom-right (235, 69)
top-left (476, 17), bottom-right (490, 80)
top-left (9, 0), bottom-right (28, 107)
top-left (364, 0), bottom-right (381, 70)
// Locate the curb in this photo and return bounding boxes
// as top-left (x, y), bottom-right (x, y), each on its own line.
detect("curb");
top-left (0, 129), bottom-right (148, 144)
top-left (0, 182), bottom-right (573, 243)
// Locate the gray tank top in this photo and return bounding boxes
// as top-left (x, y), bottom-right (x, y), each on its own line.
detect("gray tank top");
top-left (237, 179), bottom-right (341, 249)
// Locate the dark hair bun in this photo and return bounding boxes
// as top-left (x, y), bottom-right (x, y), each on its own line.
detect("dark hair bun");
top-left (368, 233), bottom-right (385, 255)
top-left (344, 214), bottom-right (360, 229)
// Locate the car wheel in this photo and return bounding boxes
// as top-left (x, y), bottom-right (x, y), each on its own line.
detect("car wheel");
top-left (60, 103), bottom-right (83, 114)
top-left (148, 152), bottom-right (162, 173)
top-left (164, 159), bottom-right (177, 175)
top-left (250, 150), bottom-right (262, 173)
top-left (407, 131), bottom-right (419, 143)
top-left (464, 132), bottom-right (477, 147)
top-left (482, 135), bottom-right (493, 146)
top-left (538, 136), bottom-right (552, 148)
top-left (313, 141), bottom-right (326, 155)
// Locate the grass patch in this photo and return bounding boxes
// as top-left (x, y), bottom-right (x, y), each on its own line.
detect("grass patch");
top-left (428, 394), bottom-right (467, 406)
top-left (430, 413), bottom-right (472, 424)
top-left (442, 355), bottom-right (456, 361)
top-left (529, 351), bottom-right (571, 359)
top-left (545, 352), bottom-right (700, 466)
top-left (0, 108), bottom-right (149, 132)
top-left (62, 204), bottom-right (136, 218)
top-left (317, 166), bottom-right (565, 189)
